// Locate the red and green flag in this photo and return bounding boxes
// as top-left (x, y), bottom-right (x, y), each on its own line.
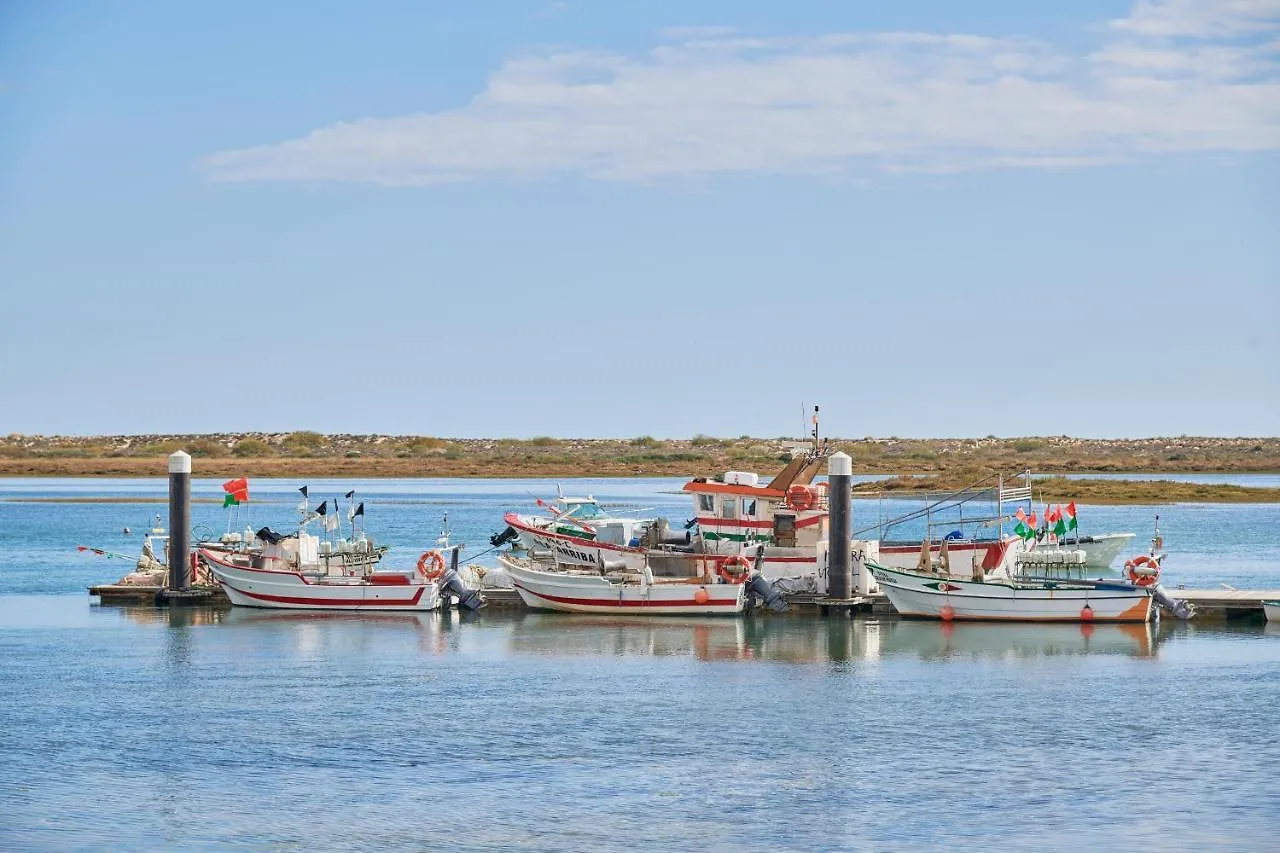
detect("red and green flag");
top-left (1053, 506), bottom-right (1068, 537)
top-left (1013, 507), bottom-right (1030, 539)
top-left (222, 477), bottom-right (250, 507)
top-left (1065, 501), bottom-right (1078, 531)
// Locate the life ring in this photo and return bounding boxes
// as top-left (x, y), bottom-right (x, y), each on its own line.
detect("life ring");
top-left (1124, 554), bottom-right (1160, 587)
top-left (787, 484), bottom-right (816, 511)
top-left (717, 555), bottom-right (752, 584)
top-left (416, 550), bottom-right (446, 581)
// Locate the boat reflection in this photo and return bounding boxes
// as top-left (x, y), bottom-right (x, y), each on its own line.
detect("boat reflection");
top-left (105, 604), bottom-right (229, 628)
top-left (503, 614), bottom-right (1164, 663)
top-left (881, 620), bottom-right (1160, 660)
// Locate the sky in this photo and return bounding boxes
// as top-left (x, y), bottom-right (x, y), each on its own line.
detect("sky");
top-left (1, 0), bottom-right (1277, 439)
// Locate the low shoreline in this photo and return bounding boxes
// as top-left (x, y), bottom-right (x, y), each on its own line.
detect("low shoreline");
top-left (3, 433), bottom-right (1279, 504)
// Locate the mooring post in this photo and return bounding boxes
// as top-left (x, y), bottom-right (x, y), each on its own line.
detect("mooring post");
top-left (168, 450), bottom-right (191, 590)
top-left (828, 451), bottom-right (852, 600)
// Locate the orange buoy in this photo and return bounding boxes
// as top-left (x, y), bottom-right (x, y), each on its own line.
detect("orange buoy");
top-left (940, 604), bottom-right (955, 621)
top-left (416, 550), bottom-right (446, 581)
top-left (1123, 554), bottom-right (1161, 587)
top-left (787, 484), bottom-right (816, 511)
top-left (694, 587), bottom-right (710, 604)
top-left (1080, 604), bottom-right (1095, 621)
top-left (717, 555), bottom-right (752, 584)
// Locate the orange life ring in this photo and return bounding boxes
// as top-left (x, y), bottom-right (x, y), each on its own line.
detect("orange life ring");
top-left (788, 484), bottom-right (816, 511)
top-left (717, 555), bottom-right (752, 584)
top-left (1124, 554), bottom-right (1160, 587)
top-left (416, 550), bottom-right (446, 581)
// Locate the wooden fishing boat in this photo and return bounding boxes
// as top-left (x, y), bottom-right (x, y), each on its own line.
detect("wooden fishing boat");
top-left (202, 547), bottom-right (445, 611)
top-left (499, 553), bottom-right (784, 616)
top-left (869, 561), bottom-right (1155, 623)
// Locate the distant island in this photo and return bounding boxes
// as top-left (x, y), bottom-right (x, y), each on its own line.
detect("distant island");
top-left (2, 432), bottom-right (1278, 503)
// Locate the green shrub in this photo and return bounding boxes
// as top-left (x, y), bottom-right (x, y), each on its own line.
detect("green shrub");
top-left (1013, 439), bottom-right (1043, 453)
top-left (233, 438), bottom-right (273, 457)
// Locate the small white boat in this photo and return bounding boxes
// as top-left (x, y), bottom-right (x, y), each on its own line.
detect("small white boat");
top-left (203, 547), bottom-right (445, 611)
top-left (500, 554), bottom-right (785, 616)
top-left (869, 562), bottom-right (1156, 623)
top-left (1052, 532), bottom-right (1135, 568)
top-left (504, 493), bottom-right (656, 552)
top-left (1264, 600), bottom-right (1279, 622)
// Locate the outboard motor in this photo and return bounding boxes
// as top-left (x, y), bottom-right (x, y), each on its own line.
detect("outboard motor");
top-left (1151, 584), bottom-right (1195, 620)
top-left (489, 526), bottom-right (519, 548)
top-left (746, 573), bottom-right (788, 613)
top-left (439, 550), bottom-right (485, 611)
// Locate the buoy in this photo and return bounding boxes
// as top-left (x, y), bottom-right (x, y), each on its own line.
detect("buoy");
top-left (787, 484), bottom-right (816, 511)
top-left (1124, 554), bottom-right (1161, 587)
top-left (940, 604), bottom-right (955, 621)
top-left (123, 527), bottom-right (131, 535)
top-left (1080, 604), bottom-right (1095, 621)
top-left (694, 587), bottom-right (710, 604)
top-left (716, 555), bottom-right (751, 584)
top-left (416, 550), bottom-right (446, 580)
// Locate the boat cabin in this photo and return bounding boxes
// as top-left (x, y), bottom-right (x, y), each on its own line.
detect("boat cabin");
top-left (683, 469), bottom-right (830, 554)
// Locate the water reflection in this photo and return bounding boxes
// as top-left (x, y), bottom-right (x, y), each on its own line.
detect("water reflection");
top-left (91, 603), bottom-right (1183, 663)
top-left (882, 620), bottom-right (1159, 659)
top-left (501, 614), bottom-right (1164, 664)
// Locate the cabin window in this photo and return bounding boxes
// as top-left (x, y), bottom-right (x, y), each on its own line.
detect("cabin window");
top-left (720, 498), bottom-right (737, 519)
top-left (698, 494), bottom-right (715, 513)
top-left (743, 499), bottom-right (757, 517)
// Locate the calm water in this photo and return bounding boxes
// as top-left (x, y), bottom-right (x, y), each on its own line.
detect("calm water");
top-left (2, 478), bottom-right (1279, 850)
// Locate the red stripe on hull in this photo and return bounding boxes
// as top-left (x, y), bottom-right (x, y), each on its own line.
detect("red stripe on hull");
top-left (513, 581), bottom-right (738, 609)
top-left (227, 585), bottom-right (427, 608)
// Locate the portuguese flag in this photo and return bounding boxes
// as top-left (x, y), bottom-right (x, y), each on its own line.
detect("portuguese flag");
top-left (222, 477), bottom-right (250, 507)
top-left (1052, 504), bottom-right (1068, 537)
top-left (1065, 501), bottom-right (1078, 531)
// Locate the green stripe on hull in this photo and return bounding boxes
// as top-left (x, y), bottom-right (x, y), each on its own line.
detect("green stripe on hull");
top-left (703, 531), bottom-right (774, 543)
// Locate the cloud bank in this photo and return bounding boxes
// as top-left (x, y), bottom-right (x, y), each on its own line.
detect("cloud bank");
top-left (203, 0), bottom-right (1280, 185)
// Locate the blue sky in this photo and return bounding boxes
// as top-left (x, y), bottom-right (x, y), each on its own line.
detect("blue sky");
top-left (2, 0), bottom-right (1277, 439)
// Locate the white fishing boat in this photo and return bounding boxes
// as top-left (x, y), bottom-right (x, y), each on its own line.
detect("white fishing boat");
top-left (203, 547), bottom-right (445, 610)
top-left (500, 422), bottom-right (844, 583)
top-left (872, 514), bottom-right (1194, 623)
top-left (869, 561), bottom-right (1156, 622)
top-left (203, 516), bottom-right (484, 612)
top-left (500, 491), bottom-right (656, 553)
top-left (1264, 600), bottom-right (1280, 622)
top-left (1057, 532), bottom-right (1136, 568)
top-left (499, 553), bottom-right (783, 616)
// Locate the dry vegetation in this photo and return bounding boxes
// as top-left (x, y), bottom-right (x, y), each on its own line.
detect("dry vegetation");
top-left (2, 432), bottom-right (1278, 503)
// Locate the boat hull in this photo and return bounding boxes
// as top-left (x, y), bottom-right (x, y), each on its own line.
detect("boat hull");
top-left (1060, 532), bottom-right (1135, 568)
top-left (504, 513), bottom-right (818, 579)
top-left (1264, 601), bottom-right (1280, 622)
top-left (501, 557), bottom-right (745, 616)
top-left (202, 549), bottom-right (441, 611)
top-left (869, 562), bottom-right (1153, 623)
top-left (877, 539), bottom-right (1015, 575)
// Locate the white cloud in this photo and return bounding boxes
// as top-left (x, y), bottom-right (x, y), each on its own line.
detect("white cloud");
top-left (203, 1), bottom-right (1280, 186)
top-left (1109, 0), bottom-right (1280, 38)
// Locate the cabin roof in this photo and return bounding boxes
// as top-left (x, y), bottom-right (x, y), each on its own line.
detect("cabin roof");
top-left (681, 479), bottom-right (785, 498)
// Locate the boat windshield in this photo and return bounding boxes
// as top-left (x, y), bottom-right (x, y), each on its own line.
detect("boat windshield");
top-left (563, 501), bottom-right (606, 520)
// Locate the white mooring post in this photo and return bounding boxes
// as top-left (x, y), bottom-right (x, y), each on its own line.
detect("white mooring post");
top-left (168, 451), bottom-right (191, 590)
top-left (828, 451), bottom-right (852, 600)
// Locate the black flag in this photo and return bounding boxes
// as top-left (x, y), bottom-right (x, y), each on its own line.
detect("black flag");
top-left (315, 500), bottom-right (328, 516)
top-left (344, 490), bottom-right (355, 499)
top-left (353, 502), bottom-right (364, 518)
top-left (299, 486), bottom-right (309, 498)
